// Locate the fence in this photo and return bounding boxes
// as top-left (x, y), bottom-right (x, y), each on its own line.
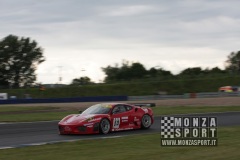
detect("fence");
top-left (128, 92), bottom-right (240, 101)
top-left (0, 96), bottom-right (128, 105)
top-left (128, 95), bottom-right (185, 101)
top-left (0, 92), bottom-right (240, 105)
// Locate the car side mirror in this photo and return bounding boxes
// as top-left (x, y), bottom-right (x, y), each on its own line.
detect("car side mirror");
top-left (135, 108), bottom-right (138, 112)
top-left (79, 110), bottom-right (83, 114)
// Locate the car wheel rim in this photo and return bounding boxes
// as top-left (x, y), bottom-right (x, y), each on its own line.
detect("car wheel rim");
top-left (101, 119), bottom-right (110, 134)
top-left (142, 115), bottom-right (151, 128)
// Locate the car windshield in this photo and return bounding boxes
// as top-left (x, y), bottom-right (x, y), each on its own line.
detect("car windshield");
top-left (81, 104), bottom-right (112, 115)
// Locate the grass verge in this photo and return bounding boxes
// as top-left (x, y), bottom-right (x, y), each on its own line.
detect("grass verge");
top-left (0, 105), bottom-right (240, 122)
top-left (152, 105), bottom-right (240, 115)
top-left (0, 126), bottom-right (240, 160)
top-left (0, 106), bottom-right (59, 113)
top-left (0, 111), bottom-right (74, 122)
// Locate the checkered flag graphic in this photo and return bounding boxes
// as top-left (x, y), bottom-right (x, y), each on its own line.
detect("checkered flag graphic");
top-left (161, 117), bottom-right (175, 138)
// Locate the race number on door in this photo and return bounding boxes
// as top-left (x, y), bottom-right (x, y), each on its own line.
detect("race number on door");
top-left (113, 118), bottom-right (120, 128)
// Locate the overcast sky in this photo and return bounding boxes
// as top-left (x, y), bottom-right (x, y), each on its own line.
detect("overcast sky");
top-left (1, 0), bottom-right (240, 84)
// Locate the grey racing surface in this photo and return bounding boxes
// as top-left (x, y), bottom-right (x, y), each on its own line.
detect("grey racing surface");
top-left (1, 112), bottom-right (240, 149)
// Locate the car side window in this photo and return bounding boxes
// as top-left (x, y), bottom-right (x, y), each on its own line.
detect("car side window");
top-left (112, 105), bottom-right (127, 114)
top-left (125, 105), bottom-right (132, 111)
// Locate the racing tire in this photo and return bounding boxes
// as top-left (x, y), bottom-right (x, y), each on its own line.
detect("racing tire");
top-left (141, 114), bottom-right (152, 129)
top-left (99, 118), bottom-right (111, 134)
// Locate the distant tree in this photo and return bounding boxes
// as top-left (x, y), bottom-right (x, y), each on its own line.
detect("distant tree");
top-left (102, 61), bottom-right (147, 82)
top-left (206, 67), bottom-right (227, 74)
top-left (157, 68), bottom-right (173, 77)
top-left (148, 67), bottom-right (158, 77)
top-left (129, 62), bottom-right (147, 79)
top-left (71, 76), bottom-right (93, 85)
top-left (177, 67), bottom-right (227, 78)
top-left (178, 67), bottom-right (203, 77)
top-left (0, 79), bottom-right (8, 89)
top-left (225, 51), bottom-right (240, 73)
top-left (147, 67), bottom-right (173, 78)
top-left (101, 65), bottom-right (120, 82)
top-left (117, 61), bottom-right (131, 80)
top-left (0, 35), bottom-right (45, 88)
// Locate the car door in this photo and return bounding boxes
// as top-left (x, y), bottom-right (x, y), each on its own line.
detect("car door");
top-left (123, 105), bottom-right (136, 127)
top-left (111, 105), bottom-right (128, 131)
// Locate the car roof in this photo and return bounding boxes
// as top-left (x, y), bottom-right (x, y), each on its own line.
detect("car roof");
top-left (99, 103), bottom-right (133, 107)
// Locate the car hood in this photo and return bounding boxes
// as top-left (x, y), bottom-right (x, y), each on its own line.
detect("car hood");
top-left (60, 114), bottom-right (104, 125)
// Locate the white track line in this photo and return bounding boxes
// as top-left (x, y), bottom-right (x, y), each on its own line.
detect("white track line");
top-left (0, 135), bottom-right (124, 150)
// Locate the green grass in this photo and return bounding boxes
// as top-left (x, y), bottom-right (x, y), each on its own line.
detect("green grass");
top-left (0, 126), bottom-right (240, 160)
top-left (0, 106), bottom-right (69, 122)
top-left (152, 106), bottom-right (240, 115)
top-left (0, 111), bottom-right (74, 122)
top-left (0, 106), bottom-right (240, 122)
top-left (0, 106), bottom-right (59, 113)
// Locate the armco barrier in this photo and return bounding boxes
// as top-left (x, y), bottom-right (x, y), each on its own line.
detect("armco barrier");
top-left (196, 92), bottom-right (240, 98)
top-left (0, 96), bottom-right (128, 105)
top-left (196, 92), bottom-right (220, 98)
top-left (128, 95), bottom-right (185, 101)
top-left (128, 92), bottom-right (240, 101)
top-left (1, 92), bottom-right (240, 104)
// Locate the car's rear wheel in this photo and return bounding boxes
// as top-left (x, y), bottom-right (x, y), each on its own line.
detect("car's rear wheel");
top-left (100, 118), bottom-right (110, 134)
top-left (141, 114), bottom-right (152, 129)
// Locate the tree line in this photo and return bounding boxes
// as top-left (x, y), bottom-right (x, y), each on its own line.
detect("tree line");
top-left (100, 62), bottom-right (226, 82)
top-left (0, 34), bottom-right (240, 88)
top-left (0, 35), bottom-right (44, 88)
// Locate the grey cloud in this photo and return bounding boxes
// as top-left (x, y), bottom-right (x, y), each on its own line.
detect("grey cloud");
top-left (1, 0), bottom-right (240, 83)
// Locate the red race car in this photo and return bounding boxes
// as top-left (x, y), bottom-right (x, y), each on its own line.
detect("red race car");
top-left (58, 103), bottom-right (154, 135)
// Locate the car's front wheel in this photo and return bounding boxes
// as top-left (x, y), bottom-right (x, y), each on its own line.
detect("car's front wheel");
top-left (141, 114), bottom-right (152, 129)
top-left (99, 118), bottom-right (110, 134)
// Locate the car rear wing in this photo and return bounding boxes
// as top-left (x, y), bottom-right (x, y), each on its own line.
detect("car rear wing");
top-left (130, 103), bottom-right (156, 107)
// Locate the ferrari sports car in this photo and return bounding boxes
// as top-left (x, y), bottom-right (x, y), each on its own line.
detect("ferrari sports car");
top-left (58, 103), bottom-right (154, 135)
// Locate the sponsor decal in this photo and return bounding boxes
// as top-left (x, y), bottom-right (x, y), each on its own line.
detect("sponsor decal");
top-left (87, 117), bottom-right (101, 122)
top-left (86, 116), bottom-right (94, 121)
top-left (121, 116), bottom-right (128, 122)
top-left (160, 116), bottom-right (218, 146)
top-left (83, 123), bottom-right (94, 126)
top-left (134, 117), bottom-right (140, 121)
top-left (114, 127), bottom-right (133, 131)
top-left (64, 126), bottom-right (72, 131)
top-left (129, 123), bottom-right (135, 127)
top-left (0, 93), bottom-right (7, 100)
top-left (103, 104), bottom-right (113, 108)
top-left (142, 108), bottom-right (148, 113)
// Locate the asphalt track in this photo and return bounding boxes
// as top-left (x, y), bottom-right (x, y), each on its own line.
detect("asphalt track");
top-left (0, 112), bottom-right (240, 149)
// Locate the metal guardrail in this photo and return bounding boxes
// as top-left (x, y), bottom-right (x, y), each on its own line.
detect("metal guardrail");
top-left (128, 92), bottom-right (240, 101)
top-left (0, 96), bottom-right (128, 105)
top-left (128, 95), bottom-right (185, 101)
top-left (0, 92), bottom-right (239, 105)
top-left (196, 92), bottom-right (240, 98)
